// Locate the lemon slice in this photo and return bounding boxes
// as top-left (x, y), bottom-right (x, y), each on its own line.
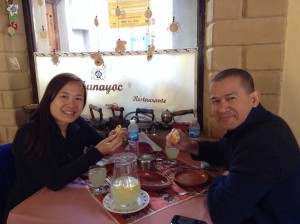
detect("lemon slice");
top-left (115, 125), bottom-right (122, 133)
top-left (171, 130), bottom-right (180, 144)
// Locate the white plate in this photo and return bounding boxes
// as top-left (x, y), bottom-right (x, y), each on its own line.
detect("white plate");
top-left (103, 190), bottom-right (150, 214)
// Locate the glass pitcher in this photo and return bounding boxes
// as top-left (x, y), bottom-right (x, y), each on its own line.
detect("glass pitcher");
top-left (110, 152), bottom-right (141, 209)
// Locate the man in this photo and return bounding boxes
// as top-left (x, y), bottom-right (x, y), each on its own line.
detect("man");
top-left (167, 68), bottom-right (300, 224)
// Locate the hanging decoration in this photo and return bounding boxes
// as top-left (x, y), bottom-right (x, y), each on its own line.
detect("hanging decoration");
top-left (145, 1), bottom-right (155, 62)
top-left (91, 51), bottom-right (105, 66)
top-left (7, 3), bottom-right (18, 37)
top-left (94, 15), bottom-right (99, 27)
top-left (115, 5), bottom-right (121, 17)
top-left (115, 39), bottom-right (127, 55)
top-left (50, 49), bottom-right (60, 66)
top-left (114, 1), bottom-right (126, 55)
top-left (39, 26), bottom-right (48, 40)
top-left (37, 0), bottom-right (43, 6)
top-left (144, 7), bottom-right (152, 20)
top-left (168, 16), bottom-right (181, 35)
top-left (37, 0), bottom-right (48, 41)
top-left (6, 0), bottom-right (20, 70)
top-left (147, 45), bottom-right (155, 62)
top-left (8, 55), bottom-right (20, 70)
top-left (90, 7), bottom-right (105, 67)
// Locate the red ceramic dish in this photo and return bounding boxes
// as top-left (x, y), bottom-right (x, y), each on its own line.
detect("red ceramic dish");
top-left (174, 170), bottom-right (209, 188)
top-left (138, 171), bottom-right (172, 191)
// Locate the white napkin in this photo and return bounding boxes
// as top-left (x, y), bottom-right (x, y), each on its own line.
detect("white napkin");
top-left (139, 132), bottom-right (162, 151)
top-left (125, 132), bottom-right (162, 152)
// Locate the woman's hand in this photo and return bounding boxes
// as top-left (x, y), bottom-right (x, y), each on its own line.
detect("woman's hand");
top-left (94, 134), bottom-right (124, 155)
top-left (109, 127), bottom-right (128, 147)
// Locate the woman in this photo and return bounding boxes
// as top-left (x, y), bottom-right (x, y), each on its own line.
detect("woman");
top-left (6, 73), bottom-right (127, 212)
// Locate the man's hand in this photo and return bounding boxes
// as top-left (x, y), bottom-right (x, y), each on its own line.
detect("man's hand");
top-left (166, 128), bottom-right (199, 156)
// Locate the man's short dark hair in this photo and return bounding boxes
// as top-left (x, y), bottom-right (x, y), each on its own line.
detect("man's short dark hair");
top-left (211, 68), bottom-right (255, 94)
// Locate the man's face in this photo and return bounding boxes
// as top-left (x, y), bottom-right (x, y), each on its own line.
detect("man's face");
top-left (209, 76), bottom-right (260, 131)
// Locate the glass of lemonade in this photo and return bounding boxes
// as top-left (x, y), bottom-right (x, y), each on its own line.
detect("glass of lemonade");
top-left (165, 146), bottom-right (180, 166)
top-left (110, 152), bottom-right (141, 209)
top-left (88, 165), bottom-right (107, 195)
top-left (110, 176), bottom-right (141, 206)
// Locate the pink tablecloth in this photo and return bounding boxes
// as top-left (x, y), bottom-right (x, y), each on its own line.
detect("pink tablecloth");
top-left (7, 151), bottom-right (214, 224)
top-left (7, 184), bottom-right (115, 224)
top-left (8, 183), bottom-right (212, 224)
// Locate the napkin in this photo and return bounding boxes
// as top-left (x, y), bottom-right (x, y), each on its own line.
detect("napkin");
top-left (125, 132), bottom-right (162, 152)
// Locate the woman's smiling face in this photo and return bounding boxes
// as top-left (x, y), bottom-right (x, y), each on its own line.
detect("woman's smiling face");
top-left (209, 76), bottom-right (260, 131)
top-left (50, 81), bottom-right (85, 130)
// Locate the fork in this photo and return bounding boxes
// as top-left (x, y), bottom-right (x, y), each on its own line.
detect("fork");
top-left (174, 188), bottom-right (208, 196)
top-left (175, 191), bottom-right (199, 196)
top-left (74, 178), bottom-right (93, 187)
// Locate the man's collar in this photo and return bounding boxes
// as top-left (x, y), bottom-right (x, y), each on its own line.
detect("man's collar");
top-left (224, 103), bottom-right (269, 136)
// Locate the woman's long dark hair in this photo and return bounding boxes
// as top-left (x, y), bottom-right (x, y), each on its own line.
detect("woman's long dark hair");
top-left (13, 73), bottom-right (87, 158)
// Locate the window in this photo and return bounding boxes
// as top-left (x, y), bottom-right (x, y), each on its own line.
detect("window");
top-left (22, 0), bottom-right (205, 126)
top-left (31, 0), bottom-right (198, 52)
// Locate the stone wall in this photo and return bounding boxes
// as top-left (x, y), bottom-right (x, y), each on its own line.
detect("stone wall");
top-left (281, 0), bottom-right (300, 145)
top-left (204, 0), bottom-right (288, 138)
top-left (0, 0), bottom-right (32, 144)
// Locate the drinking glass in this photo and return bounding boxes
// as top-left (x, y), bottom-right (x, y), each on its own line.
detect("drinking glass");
top-left (165, 146), bottom-right (180, 166)
top-left (88, 165), bottom-right (107, 195)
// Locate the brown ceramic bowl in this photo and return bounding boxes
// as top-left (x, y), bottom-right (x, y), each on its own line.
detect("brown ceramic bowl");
top-left (174, 170), bottom-right (209, 188)
top-left (138, 170), bottom-right (172, 191)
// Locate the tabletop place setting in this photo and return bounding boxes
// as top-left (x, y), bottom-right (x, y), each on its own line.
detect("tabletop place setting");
top-left (7, 132), bottom-right (218, 224)
top-left (84, 137), bottom-right (216, 220)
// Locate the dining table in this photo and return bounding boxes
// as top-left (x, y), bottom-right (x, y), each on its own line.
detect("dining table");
top-left (7, 132), bottom-right (220, 224)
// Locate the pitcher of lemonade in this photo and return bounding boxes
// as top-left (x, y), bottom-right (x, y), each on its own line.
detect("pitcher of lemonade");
top-left (110, 152), bottom-right (141, 209)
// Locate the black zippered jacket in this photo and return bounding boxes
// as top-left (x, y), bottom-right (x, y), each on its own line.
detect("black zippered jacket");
top-left (195, 104), bottom-right (300, 224)
top-left (7, 117), bottom-right (103, 212)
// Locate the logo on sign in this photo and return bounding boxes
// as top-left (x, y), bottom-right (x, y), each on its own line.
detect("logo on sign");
top-left (91, 68), bottom-right (106, 81)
